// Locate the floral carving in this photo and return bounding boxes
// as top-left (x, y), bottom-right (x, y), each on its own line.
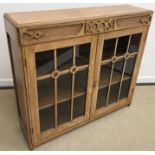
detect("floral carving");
top-left (85, 19), bottom-right (115, 34)
top-left (140, 16), bottom-right (151, 25)
top-left (76, 23), bottom-right (85, 36)
top-left (22, 30), bottom-right (44, 40)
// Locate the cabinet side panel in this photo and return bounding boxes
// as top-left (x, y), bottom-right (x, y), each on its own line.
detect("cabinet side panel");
top-left (4, 18), bottom-right (32, 148)
top-left (6, 33), bottom-right (21, 116)
top-left (10, 36), bottom-right (28, 126)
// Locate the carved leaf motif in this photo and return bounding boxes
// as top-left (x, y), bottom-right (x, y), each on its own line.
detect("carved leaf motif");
top-left (85, 19), bottom-right (115, 34)
top-left (76, 23), bottom-right (85, 36)
top-left (23, 30), bottom-right (44, 40)
top-left (140, 16), bottom-right (151, 25)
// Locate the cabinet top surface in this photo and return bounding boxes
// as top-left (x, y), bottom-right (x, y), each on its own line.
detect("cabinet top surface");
top-left (5, 5), bottom-right (152, 28)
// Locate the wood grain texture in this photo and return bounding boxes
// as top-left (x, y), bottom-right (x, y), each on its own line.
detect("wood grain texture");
top-left (4, 5), bottom-right (153, 149)
top-left (19, 23), bottom-right (85, 45)
top-left (4, 5), bottom-right (153, 45)
top-left (4, 5), bottom-right (152, 28)
top-left (4, 18), bottom-right (33, 149)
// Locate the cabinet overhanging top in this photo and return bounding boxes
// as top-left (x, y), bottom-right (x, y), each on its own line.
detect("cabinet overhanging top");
top-left (4, 5), bottom-right (153, 28)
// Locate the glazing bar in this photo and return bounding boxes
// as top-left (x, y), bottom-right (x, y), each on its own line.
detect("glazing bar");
top-left (54, 49), bottom-right (57, 127)
top-left (117, 35), bottom-right (132, 101)
top-left (71, 46), bottom-right (76, 121)
top-left (105, 38), bottom-right (118, 106)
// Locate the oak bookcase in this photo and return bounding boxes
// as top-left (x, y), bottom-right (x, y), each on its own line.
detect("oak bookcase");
top-left (4, 5), bottom-right (153, 149)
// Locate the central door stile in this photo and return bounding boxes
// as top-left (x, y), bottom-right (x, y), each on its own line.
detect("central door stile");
top-left (90, 34), bottom-right (104, 117)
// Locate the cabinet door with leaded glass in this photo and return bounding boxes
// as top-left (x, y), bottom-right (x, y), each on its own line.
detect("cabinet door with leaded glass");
top-left (91, 27), bottom-right (146, 117)
top-left (24, 35), bottom-right (97, 141)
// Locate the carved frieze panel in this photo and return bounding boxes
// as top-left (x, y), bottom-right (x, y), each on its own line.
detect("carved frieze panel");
top-left (20, 15), bottom-right (151, 45)
top-left (115, 15), bottom-right (151, 29)
top-left (85, 19), bottom-right (115, 34)
top-left (20, 23), bottom-right (84, 45)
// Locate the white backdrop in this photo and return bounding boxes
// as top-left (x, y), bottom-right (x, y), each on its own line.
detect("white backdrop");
top-left (0, 3), bottom-right (155, 86)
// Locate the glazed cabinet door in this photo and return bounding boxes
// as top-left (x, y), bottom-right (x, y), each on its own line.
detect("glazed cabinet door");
top-left (91, 27), bottom-right (148, 117)
top-left (24, 35), bottom-right (97, 144)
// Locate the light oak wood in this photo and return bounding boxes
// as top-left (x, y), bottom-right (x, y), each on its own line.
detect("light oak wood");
top-left (4, 5), bottom-right (153, 149)
top-left (4, 5), bottom-right (153, 46)
top-left (4, 5), bottom-right (152, 28)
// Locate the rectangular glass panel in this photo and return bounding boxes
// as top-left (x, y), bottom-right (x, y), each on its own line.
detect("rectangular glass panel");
top-left (57, 46), bottom-right (73, 71)
top-left (118, 56), bottom-right (137, 100)
top-left (73, 95), bottom-right (86, 119)
top-left (57, 100), bottom-right (71, 125)
top-left (96, 87), bottom-right (108, 109)
top-left (72, 69), bottom-right (88, 119)
top-left (125, 56), bottom-right (136, 76)
top-left (35, 50), bottom-right (54, 76)
top-left (75, 43), bottom-right (91, 66)
top-left (129, 33), bottom-right (142, 53)
top-left (120, 79), bottom-right (131, 100)
top-left (74, 69), bottom-right (88, 96)
top-left (108, 82), bottom-right (120, 105)
top-left (102, 38), bottom-right (116, 60)
top-left (39, 106), bottom-right (55, 132)
top-left (57, 74), bottom-right (72, 102)
top-left (99, 63), bottom-right (112, 88)
top-left (112, 59), bottom-right (124, 83)
top-left (116, 36), bottom-right (129, 56)
top-left (37, 78), bottom-right (55, 108)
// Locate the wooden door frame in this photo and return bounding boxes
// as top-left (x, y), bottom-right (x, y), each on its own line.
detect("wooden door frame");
top-left (90, 26), bottom-right (149, 118)
top-left (23, 34), bottom-right (98, 146)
